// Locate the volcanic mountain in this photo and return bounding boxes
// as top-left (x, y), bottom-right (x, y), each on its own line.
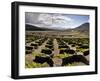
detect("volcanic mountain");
top-left (74, 23), bottom-right (89, 32)
top-left (26, 22), bottom-right (89, 32)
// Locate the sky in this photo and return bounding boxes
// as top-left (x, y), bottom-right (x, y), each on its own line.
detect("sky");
top-left (25, 12), bottom-right (89, 30)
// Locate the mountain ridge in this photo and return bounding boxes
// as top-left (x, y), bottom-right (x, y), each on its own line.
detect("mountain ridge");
top-left (25, 22), bottom-right (89, 32)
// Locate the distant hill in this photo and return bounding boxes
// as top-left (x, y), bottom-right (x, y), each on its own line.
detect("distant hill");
top-left (74, 23), bottom-right (89, 32)
top-left (25, 24), bottom-right (59, 31)
top-left (26, 24), bottom-right (49, 31)
top-left (26, 23), bottom-right (89, 32)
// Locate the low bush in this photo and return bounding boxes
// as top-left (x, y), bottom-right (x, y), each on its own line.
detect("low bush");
top-left (62, 55), bottom-right (89, 66)
top-left (33, 56), bottom-right (54, 67)
top-left (45, 45), bottom-right (53, 49)
top-left (59, 45), bottom-right (69, 49)
top-left (30, 43), bottom-right (38, 49)
top-left (59, 48), bottom-right (66, 54)
top-left (79, 44), bottom-right (89, 49)
top-left (65, 49), bottom-right (76, 54)
top-left (54, 53), bottom-right (73, 59)
top-left (32, 52), bottom-right (47, 57)
top-left (83, 50), bottom-right (89, 56)
top-left (71, 44), bottom-right (75, 47)
top-left (31, 43), bottom-right (38, 46)
top-left (26, 50), bottom-right (32, 54)
top-left (25, 61), bottom-right (49, 68)
top-left (26, 46), bottom-right (33, 50)
top-left (41, 48), bottom-right (52, 55)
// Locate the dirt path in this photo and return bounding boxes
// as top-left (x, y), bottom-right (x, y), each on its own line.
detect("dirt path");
top-left (63, 41), bottom-right (82, 55)
top-left (63, 40), bottom-right (89, 65)
top-left (25, 38), bottom-right (49, 63)
top-left (53, 39), bottom-right (59, 55)
top-left (34, 38), bottom-right (49, 53)
top-left (53, 39), bottom-right (62, 67)
top-left (25, 54), bottom-right (34, 63)
top-left (26, 38), bottom-right (41, 46)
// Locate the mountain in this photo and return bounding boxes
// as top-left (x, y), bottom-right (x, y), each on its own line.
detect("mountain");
top-left (25, 24), bottom-right (55, 31)
top-left (74, 23), bottom-right (89, 32)
top-left (26, 23), bottom-right (89, 32)
top-left (25, 24), bottom-right (67, 31)
top-left (62, 23), bottom-right (89, 38)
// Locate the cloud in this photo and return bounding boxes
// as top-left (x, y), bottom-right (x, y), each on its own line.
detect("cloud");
top-left (53, 14), bottom-right (72, 22)
top-left (37, 13), bottom-right (73, 29)
top-left (38, 14), bottom-right (52, 26)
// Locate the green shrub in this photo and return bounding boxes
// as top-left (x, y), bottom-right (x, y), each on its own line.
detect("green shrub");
top-left (32, 52), bottom-right (47, 57)
top-left (76, 48), bottom-right (89, 52)
top-left (26, 50), bottom-right (32, 54)
top-left (54, 53), bottom-right (73, 59)
top-left (31, 43), bottom-right (38, 46)
top-left (45, 45), bottom-right (53, 49)
top-left (41, 48), bottom-right (52, 54)
top-left (25, 61), bottom-right (49, 68)
top-left (59, 48), bottom-right (67, 54)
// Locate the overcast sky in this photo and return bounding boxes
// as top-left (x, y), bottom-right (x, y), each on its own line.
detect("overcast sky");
top-left (25, 12), bottom-right (89, 30)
